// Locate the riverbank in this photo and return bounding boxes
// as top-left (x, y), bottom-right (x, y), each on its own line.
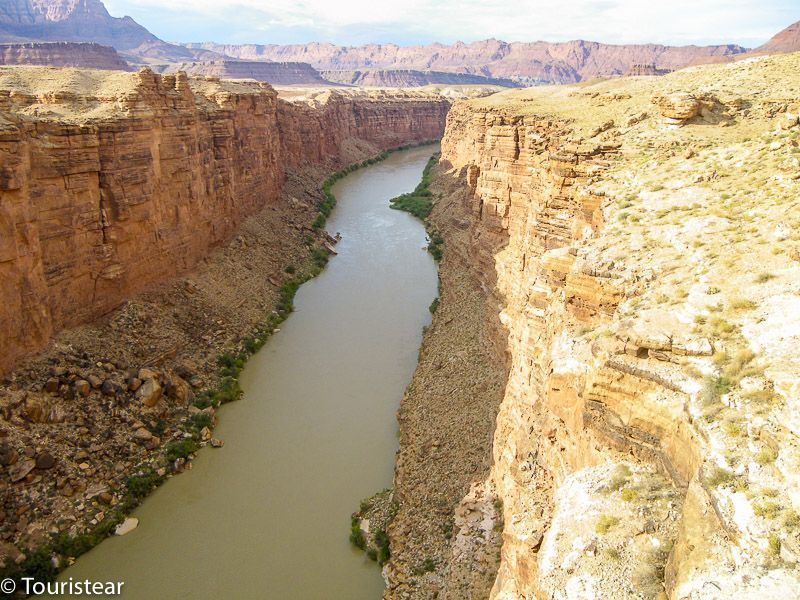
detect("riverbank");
top-left (0, 140), bottom-right (437, 588)
top-left (378, 160), bottom-right (508, 598)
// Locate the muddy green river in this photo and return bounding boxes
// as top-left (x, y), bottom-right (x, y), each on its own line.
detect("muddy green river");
top-left (56, 145), bottom-right (439, 599)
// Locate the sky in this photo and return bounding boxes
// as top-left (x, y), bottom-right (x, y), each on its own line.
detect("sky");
top-left (103, 0), bottom-right (799, 48)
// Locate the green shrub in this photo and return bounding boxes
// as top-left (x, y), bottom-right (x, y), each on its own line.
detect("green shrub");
top-left (621, 488), bottom-right (639, 502)
top-left (349, 516), bottom-right (366, 550)
top-left (412, 557), bottom-right (436, 575)
top-left (375, 529), bottom-right (391, 565)
top-left (427, 233), bottom-right (444, 261)
top-left (126, 468), bottom-right (163, 499)
top-left (312, 214), bottom-right (326, 230)
top-left (165, 439), bottom-right (199, 462)
top-left (768, 533), bottom-right (781, 556)
top-left (189, 412), bottom-right (214, 431)
top-left (429, 298), bottom-right (439, 314)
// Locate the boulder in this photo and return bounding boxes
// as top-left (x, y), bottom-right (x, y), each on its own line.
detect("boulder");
top-left (167, 373), bottom-right (193, 405)
top-left (136, 378), bottom-right (162, 407)
top-left (35, 451), bottom-right (56, 470)
top-left (0, 445), bottom-right (18, 467)
top-left (44, 377), bottom-right (59, 394)
top-left (133, 427), bottom-right (152, 443)
top-left (653, 93), bottom-right (701, 124)
top-left (114, 517), bottom-right (139, 536)
top-left (8, 458), bottom-right (36, 482)
top-left (74, 379), bottom-right (90, 397)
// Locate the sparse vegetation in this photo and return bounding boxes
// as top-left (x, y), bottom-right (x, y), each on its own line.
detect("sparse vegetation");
top-left (607, 464), bottom-right (632, 492)
top-left (621, 488), bottom-right (639, 502)
top-left (755, 446), bottom-right (778, 465)
top-left (412, 557), bottom-right (437, 575)
top-left (707, 465), bottom-right (735, 487)
top-left (596, 515), bottom-right (620, 534)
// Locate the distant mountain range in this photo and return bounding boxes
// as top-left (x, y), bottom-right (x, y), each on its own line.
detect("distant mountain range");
top-left (0, 0), bottom-right (798, 87)
top-left (185, 39), bottom-right (747, 85)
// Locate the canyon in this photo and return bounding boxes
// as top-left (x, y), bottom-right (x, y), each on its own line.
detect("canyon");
top-left (0, 65), bottom-right (449, 576)
top-left (384, 51), bottom-right (800, 598)
top-left (0, 1), bottom-right (800, 597)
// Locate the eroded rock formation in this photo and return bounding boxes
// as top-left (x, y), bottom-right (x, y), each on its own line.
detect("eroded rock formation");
top-left (320, 69), bottom-right (520, 88)
top-left (188, 39), bottom-right (747, 85)
top-left (165, 60), bottom-right (331, 86)
top-left (0, 66), bottom-right (449, 376)
top-left (0, 41), bottom-right (129, 69)
top-left (389, 51), bottom-right (800, 598)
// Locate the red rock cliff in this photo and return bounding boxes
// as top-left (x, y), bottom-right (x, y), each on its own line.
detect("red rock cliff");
top-left (0, 67), bottom-right (449, 375)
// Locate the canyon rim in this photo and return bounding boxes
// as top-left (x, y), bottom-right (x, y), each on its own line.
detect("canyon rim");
top-left (1, 1), bottom-right (800, 599)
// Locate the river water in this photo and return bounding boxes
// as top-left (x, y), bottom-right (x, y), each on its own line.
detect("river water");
top-left (56, 145), bottom-right (439, 599)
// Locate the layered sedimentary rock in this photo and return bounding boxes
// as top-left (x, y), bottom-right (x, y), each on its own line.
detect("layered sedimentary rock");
top-left (166, 60), bottom-right (331, 86)
top-left (188, 39), bottom-right (747, 85)
top-left (320, 69), bottom-right (520, 88)
top-left (0, 0), bottom-right (217, 63)
top-left (0, 41), bottom-right (129, 69)
top-left (389, 52), bottom-right (800, 598)
top-left (0, 66), bottom-right (449, 375)
top-left (0, 0), bottom-right (155, 50)
top-left (624, 63), bottom-right (671, 77)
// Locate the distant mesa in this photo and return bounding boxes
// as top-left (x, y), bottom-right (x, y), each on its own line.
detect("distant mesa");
top-left (319, 69), bottom-right (522, 88)
top-left (0, 41), bottom-right (130, 70)
top-left (165, 60), bottom-right (332, 86)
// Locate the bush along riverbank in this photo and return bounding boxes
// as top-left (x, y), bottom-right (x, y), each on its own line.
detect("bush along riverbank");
top-left (389, 153), bottom-right (444, 261)
top-left (0, 140), bottom-right (439, 594)
top-left (351, 489), bottom-right (396, 568)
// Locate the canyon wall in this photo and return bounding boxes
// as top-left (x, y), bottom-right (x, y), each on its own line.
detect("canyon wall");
top-left (320, 69), bottom-right (520, 88)
top-left (165, 60), bottom-right (331, 86)
top-left (0, 42), bottom-right (130, 69)
top-left (389, 52), bottom-right (800, 598)
top-left (0, 66), bottom-right (449, 375)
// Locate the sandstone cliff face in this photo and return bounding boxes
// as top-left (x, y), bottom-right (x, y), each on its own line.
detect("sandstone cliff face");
top-left (397, 52), bottom-right (800, 598)
top-left (320, 69), bottom-right (520, 88)
top-left (0, 0), bottom-right (217, 63)
top-left (0, 0), bottom-right (155, 50)
top-left (0, 41), bottom-right (129, 69)
top-left (165, 60), bottom-right (331, 86)
top-left (0, 67), bottom-right (449, 375)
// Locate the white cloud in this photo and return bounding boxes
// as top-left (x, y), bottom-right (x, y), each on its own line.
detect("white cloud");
top-left (104, 0), bottom-right (798, 47)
